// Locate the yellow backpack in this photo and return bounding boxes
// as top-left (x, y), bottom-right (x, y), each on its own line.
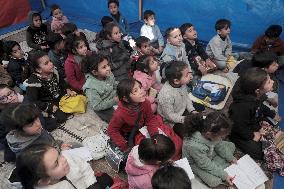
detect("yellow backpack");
top-left (59, 95), bottom-right (87, 113)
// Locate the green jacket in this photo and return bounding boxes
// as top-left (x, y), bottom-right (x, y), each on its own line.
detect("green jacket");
top-left (183, 132), bottom-right (235, 181)
top-left (83, 73), bottom-right (117, 111)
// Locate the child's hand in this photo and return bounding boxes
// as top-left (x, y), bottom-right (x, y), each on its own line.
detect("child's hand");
top-left (61, 143), bottom-right (72, 150)
top-left (158, 46), bottom-right (164, 53)
top-left (198, 63), bottom-right (207, 75)
top-left (114, 96), bottom-right (119, 102)
top-left (52, 105), bottom-right (58, 113)
top-left (226, 176), bottom-right (234, 186)
top-left (230, 159), bottom-right (238, 165)
top-left (253, 132), bottom-right (262, 142)
top-left (66, 89), bottom-right (77, 97)
top-left (205, 59), bottom-right (216, 69)
top-left (274, 114), bottom-right (281, 122)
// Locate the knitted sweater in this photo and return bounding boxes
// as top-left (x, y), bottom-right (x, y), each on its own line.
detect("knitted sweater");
top-left (83, 73), bottom-right (117, 111)
top-left (140, 24), bottom-right (164, 47)
top-left (157, 81), bottom-right (195, 127)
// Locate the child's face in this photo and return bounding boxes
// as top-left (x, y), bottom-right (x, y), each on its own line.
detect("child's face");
top-left (260, 75), bottom-right (274, 94)
top-left (55, 40), bottom-right (65, 51)
top-left (52, 8), bottom-right (63, 20)
top-left (75, 41), bottom-right (88, 56)
top-left (129, 81), bottom-right (146, 103)
top-left (174, 67), bottom-right (193, 85)
top-left (111, 26), bottom-right (122, 42)
top-left (183, 26), bottom-right (197, 40)
top-left (144, 15), bottom-right (155, 26)
top-left (11, 45), bottom-right (24, 59)
top-left (167, 29), bottom-right (183, 46)
top-left (0, 88), bottom-right (19, 104)
top-left (217, 26), bottom-right (230, 38)
top-left (95, 59), bottom-right (111, 78)
top-left (43, 148), bottom-right (70, 181)
top-left (265, 61), bottom-right (279, 74)
top-left (108, 2), bottom-right (118, 15)
top-left (73, 29), bottom-right (80, 37)
top-left (148, 57), bottom-right (159, 72)
top-left (37, 55), bottom-right (54, 74)
top-left (32, 16), bottom-right (42, 28)
top-left (139, 41), bottom-right (151, 55)
top-left (23, 117), bottom-right (42, 135)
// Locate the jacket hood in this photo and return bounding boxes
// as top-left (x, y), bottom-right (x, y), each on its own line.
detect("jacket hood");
top-left (231, 80), bottom-right (258, 103)
top-left (125, 146), bottom-right (159, 176)
top-left (28, 11), bottom-right (42, 26)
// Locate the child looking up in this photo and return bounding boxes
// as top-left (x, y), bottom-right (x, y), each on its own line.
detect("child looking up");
top-left (140, 10), bottom-right (164, 54)
top-left (16, 144), bottom-right (113, 189)
top-left (183, 112), bottom-right (236, 189)
top-left (82, 54), bottom-right (118, 123)
top-left (229, 67), bottom-right (280, 160)
top-left (26, 11), bottom-right (49, 50)
top-left (5, 41), bottom-right (26, 91)
top-left (64, 34), bottom-right (88, 92)
top-left (108, 0), bottom-right (128, 35)
top-left (133, 55), bottom-right (161, 113)
top-left (157, 61), bottom-right (195, 137)
top-left (132, 36), bottom-right (154, 57)
top-left (50, 4), bottom-right (69, 34)
top-left (206, 19), bottom-right (232, 72)
top-left (126, 134), bottom-right (175, 189)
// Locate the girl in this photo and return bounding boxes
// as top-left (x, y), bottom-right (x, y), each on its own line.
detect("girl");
top-left (50, 4), bottom-right (69, 34)
top-left (107, 78), bottom-right (182, 160)
top-left (125, 134), bottom-right (175, 189)
top-left (182, 112), bottom-right (236, 189)
top-left (97, 22), bottom-right (131, 81)
top-left (64, 34), bottom-right (88, 92)
top-left (82, 54), bottom-right (118, 123)
top-left (133, 55), bottom-right (162, 113)
top-left (229, 67), bottom-right (281, 160)
top-left (16, 144), bottom-right (113, 189)
top-left (25, 50), bottom-right (76, 124)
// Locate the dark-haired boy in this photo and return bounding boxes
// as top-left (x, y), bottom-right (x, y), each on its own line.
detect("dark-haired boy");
top-left (108, 0), bottom-right (128, 35)
top-left (206, 19), bottom-right (232, 72)
top-left (140, 10), bottom-right (164, 54)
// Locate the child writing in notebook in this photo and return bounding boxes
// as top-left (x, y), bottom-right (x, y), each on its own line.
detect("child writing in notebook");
top-left (125, 134), bottom-right (175, 189)
top-left (16, 144), bottom-right (113, 189)
top-left (82, 54), bottom-right (118, 123)
top-left (183, 112), bottom-right (236, 189)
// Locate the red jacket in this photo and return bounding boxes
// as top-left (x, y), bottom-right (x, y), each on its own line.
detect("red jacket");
top-left (64, 54), bottom-right (85, 92)
top-left (107, 100), bottom-right (159, 151)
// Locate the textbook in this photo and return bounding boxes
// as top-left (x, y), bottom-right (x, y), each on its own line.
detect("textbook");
top-left (224, 155), bottom-right (268, 189)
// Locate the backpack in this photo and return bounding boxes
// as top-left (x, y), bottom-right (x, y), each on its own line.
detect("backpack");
top-left (192, 80), bottom-right (227, 105)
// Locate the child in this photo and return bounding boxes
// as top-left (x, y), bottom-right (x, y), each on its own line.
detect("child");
top-left (151, 165), bottom-right (192, 189)
top-left (26, 11), bottom-right (49, 50)
top-left (96, 16), bottom-right (114, 41)
top-left (252, 25), bottom-right (284, 56)
top-left (82, 54), bottom-right (118, 123)
top-left (132, 36), bottom-right (156, 57)
top-left (140, 10), bottom-right (164, 54)
top-left (157, 61), bottom-right (195, 136)
top-left (206, 19), bottom-right (232, 72)
top-left (5, 41), bottom-right (26, 91)
top-left (107, 78), bottom-right (182, 159)
top-left (25, 50), bottom-right (75, 124)
top-left (125, 134), bottom-right (175, 189)
top-left (229, 67), bottom-right (280, 160)
top-left (183, 112), bottom-right (236, 188)
top-left (180, 23), bottom-right (216, 76)
top-left (47, 32), bottom-right (67, 80)
top-left (16, 144), bottom-right (113, 189)
top-left (133, 55), bottom-right (162, 112)
top-left (108, 0), bottom-right (128, 35)
top-left (0, 64), bottom-right (12, 86)
top-left (50, 4), bottom-right (69, 34)
top-left (64, 34), bottom-right (88, 92)
top-left (97, 22), bottom-right (131, 81)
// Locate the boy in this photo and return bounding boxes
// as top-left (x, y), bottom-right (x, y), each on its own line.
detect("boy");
top-left (132, 36), bottom-right (155, 58)
top-left (206, 19), bottom-right (232, 72)
top-left (140, 10), bottom-right (164, 54)
top-left (252, 25), bottom-right (284, 56)
top-left (26, 11), bottom-right (49, 50)
top-left (47, 32), bottom-right (67, 79)
top-left (108, 0), bottom-right (128, 35)
top-left (180, 23), bottom-right (216, 76)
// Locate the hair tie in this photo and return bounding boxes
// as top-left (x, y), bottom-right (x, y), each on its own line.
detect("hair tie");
top-left (153, 138), bottom-right (158, 145)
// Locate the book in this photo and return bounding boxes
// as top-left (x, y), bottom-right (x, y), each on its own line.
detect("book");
top-left (62, 147), bottom-right (93, 162)
top-left (224, 155), bottom-right (268, 189)
top-left (174, 158), bottom-right (195, 180)
top-left (274, 131), bottom-right (284, 154)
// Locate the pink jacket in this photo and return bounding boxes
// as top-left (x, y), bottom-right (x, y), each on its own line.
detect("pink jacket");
top-left (133, 71), bottom-right (162, 112)
top-left (51, 16), bottom-right (69, 34)
top-left (125, 146), bottom-right (159, 189)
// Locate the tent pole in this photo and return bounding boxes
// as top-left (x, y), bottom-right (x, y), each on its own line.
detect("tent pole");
top-left (40, 0), bottom-right (46, 9)
top-left (139, 0), bottom-right (143, 20)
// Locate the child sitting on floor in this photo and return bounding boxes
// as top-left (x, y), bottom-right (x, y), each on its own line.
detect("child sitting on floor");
top-left (206, 19), bottom-right (232, 72)
top-left (108, 0), bottom-right (129, 35)
top-left (50, 4), bottom-right (69, 34)
top-left (132, 36), bottom-right (156, 58)
top-left (126, 134), bottom-right (175, 189)
top-left (183, 112), bottom-right (236, 189)
top-left (82, 54), bottom-right (118, 123)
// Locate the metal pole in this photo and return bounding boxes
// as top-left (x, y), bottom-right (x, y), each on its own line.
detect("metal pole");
top-left (139, 0), bottom-right (143, 20)
top-left (40, 0), bottom-right (46, 10)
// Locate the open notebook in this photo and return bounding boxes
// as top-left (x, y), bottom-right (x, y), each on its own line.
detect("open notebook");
top-left (174, 158), bottom-right (195, 180)
top-left (224, 155), bottom-right (268, 189)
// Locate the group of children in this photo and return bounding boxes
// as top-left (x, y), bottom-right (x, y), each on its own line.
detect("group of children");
top-left (0, 0), bottom-right (284, 188)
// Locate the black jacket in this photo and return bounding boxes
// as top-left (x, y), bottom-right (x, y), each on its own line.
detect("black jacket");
top-left (7, 58), bottom-right (26, 85)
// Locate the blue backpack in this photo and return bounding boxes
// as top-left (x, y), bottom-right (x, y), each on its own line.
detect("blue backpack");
top-left (192, 81), bottom-right (228, 105)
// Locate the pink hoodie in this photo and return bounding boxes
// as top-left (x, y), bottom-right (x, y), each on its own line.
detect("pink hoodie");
top-left (51, 15), bottom-right (69, 34)
top-left (133, 70), bottom-right (162, 113)
top-left (125, 146), bottom-right (159, 189)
